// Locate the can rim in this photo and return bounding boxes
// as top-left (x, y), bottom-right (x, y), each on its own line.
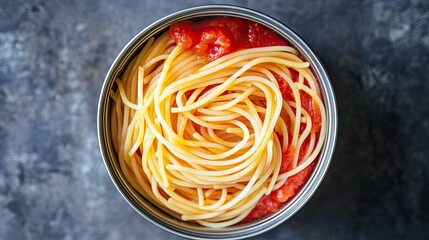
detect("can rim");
top-left (98, 4), bottom-right (338, 240)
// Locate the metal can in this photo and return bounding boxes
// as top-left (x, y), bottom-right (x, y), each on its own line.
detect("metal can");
top-left (98, 5), bottom-right (338, 239)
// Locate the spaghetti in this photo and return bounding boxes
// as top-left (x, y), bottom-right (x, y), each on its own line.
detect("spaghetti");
top-left (110, 17), bottom-right (326, 228)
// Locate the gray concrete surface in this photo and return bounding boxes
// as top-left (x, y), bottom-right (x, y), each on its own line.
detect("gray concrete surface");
top-left (1, 0), bottom-right (428, 239)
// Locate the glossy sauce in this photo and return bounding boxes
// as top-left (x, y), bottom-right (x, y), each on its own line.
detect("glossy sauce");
top-left (170, 17), bottom-right (287, 62)
top-left (169, 17), bottom-right (321, 222)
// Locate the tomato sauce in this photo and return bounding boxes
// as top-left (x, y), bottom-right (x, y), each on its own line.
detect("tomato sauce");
top-left (242, 141), bottom-right (316, 222)
top-left (170, 17), bottom-right (288, 62)
top-left (244, 75), bottom-right (320, 221)
top-left (169, 17), bottom-right (320, 222)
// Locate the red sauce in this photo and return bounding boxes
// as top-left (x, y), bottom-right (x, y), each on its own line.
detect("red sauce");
top-left (170, 17), bottom-right (288, 62)
top-left (276, 71), bottom-right (322, 133)
top-left (169, 17), bottom-right (320, 222)
top-left (242, 140), bottom-right (316, 222)
top-left (244, 76), bottom-right (321, 221)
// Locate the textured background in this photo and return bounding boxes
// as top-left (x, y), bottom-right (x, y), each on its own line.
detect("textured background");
top-left (1, 0), bottom-right (428, 239)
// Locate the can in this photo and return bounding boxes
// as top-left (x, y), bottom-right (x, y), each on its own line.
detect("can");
top-left (98, 5), bottom-right (338, 239)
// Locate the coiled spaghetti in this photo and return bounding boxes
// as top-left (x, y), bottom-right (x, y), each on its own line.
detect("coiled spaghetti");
top-left (110, 26), bottom-right (326, 227)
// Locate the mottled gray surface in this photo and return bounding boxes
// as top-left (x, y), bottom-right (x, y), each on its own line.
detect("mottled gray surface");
top-left (0, 0), bottom-right (428, 239)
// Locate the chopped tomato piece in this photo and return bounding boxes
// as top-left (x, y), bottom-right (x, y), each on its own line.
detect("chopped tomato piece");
top-left (242, 195), bottom-right (281, 222)
top-left (170, 22), bottom-right (196, 50)
top-left (195, 27), bottom-right (234, 62)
